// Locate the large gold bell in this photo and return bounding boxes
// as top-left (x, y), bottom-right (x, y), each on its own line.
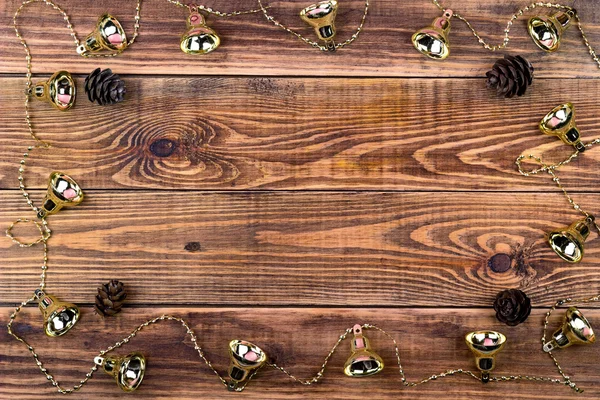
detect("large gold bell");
top-left (539, 103), bottom-right (585, 152)
top-left (543, 307), bottom-right (595, 352)
top-left (528, 10), bottom-right (575, 52)
top-left (227, 340), bottom-right (267, 391)
top-left (95, 352), bottom-right (146, 392)
top-left (465, 330), bottom-right (506, 383)
top-left (28, 71), bottom-right (76, 111)
top-left (77, 14), bottom-right (127, 55)
top-left (412, 9), bottom-right (453, 60)
top-left (300, 0), bottom-right (338, 46)
top-left (343, 324), bottom-right (384, 377)
top-left (548, 216), bottom-right (594, 263)
top-left (34, 289), bottom-right (80, 337)
top-left (38, 172), bottom-right (84, 219)
top-left (180, 11), bottom-right (220, 55)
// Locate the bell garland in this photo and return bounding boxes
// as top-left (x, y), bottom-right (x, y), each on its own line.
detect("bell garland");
top-left (7, 0), bottom-right (600, 396)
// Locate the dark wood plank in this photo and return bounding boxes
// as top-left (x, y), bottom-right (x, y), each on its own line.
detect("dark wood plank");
top-left (2, 0), bottom-right (600, 77)
top-left (2, 76), bottom-right (600, 191)
top-left (2, 307), bottom-right (599, 399)
top-left (2, 190), bottom-right (600, 306)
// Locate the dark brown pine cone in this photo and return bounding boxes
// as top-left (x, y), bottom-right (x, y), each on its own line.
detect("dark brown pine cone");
top-left (493, 289), bottom-right (531, 326)
top-left (486, 55), bottom-right (534, 98)
top-left (84, 68), bottom-right (126, 105)
top-left (94, 280), bottom-right (127, 317)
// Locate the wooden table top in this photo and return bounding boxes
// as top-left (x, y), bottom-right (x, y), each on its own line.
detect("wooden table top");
top-left (1, 0), bottom-right (600, 398)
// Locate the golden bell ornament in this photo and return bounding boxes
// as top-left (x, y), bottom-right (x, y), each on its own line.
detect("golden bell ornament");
top-left (343, 324), bottom-right (384, 377)
top-left (412, 9), bottom-right (453, 60)
top-left (465, 330), bottom-right (506, 383)
top-left (180, 11), bottom-right (220, 55)
top-left (539, 103), bottom-right (585, 152)
top-left (300, 0), bottom-right (338, 49)
top-left (543, 307), bottom-right (595, 352)
top-left (34, 289), bottom-right (80, 337)
top-left (528, 10), bottom-right (575, 52)
top-left (548, 216), bottom-right (594, 263)
top-left (38, 172), bottom-right (84, 219)
top-left (77, 14), bottom-right (127, 55)
top-left (28, 71), bottom-right (76, 111)
top-left (94, 352), bottom-right (146, 392)
top-left (227, 339), bottom-right (267, 391)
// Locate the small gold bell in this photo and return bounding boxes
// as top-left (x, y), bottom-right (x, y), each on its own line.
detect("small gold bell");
top-left (543, 307), bottom-right (595, 352)
top-left (28, 71), bottom-right (76, 111)
top-left (548, 216), bottom-right (594, 263)
top-left (38, 172), bottom-right (84, 219)
top-left (528, 10), bottom-right (575, 52)
top-left (465, 330), bottom-right (506, 383)
top-left (77, 14), bottom-right (127, 55)
top-left (539, 103), bottom-right (585, 152)
top-left (300, 0), bottom-right (338, 49)
top-left (34, 289), bottom-right (80, 337)
top-left (227, 339), bottom-right (267, 391)
top-left (343, 324), bottom-right (384, 377)
top-left (180, 11), bottom-right (221, 55)
top-left (95, 352), bottom-right (146, 392)
top-left (412, 9), bottom-right (453, 60)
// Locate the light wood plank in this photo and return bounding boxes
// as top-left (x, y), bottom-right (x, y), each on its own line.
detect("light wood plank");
top-left (1, 307), bottom-right (599, 399)
top-left (1, 0), bottom-right (600, 77)
top-left (2, 190), bottom-right (600, 306)
top-left (2, 76), bottom-right (600, 191)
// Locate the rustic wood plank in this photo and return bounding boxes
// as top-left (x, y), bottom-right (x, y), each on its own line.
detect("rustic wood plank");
top-left (2, 76), bottom-right (600, 191)
top-left (2, 190), bottom-right (600, 306)
top-left (1, 307), bottom-right (599, 399)
top-left (2, 0), bottom-right (600, 77)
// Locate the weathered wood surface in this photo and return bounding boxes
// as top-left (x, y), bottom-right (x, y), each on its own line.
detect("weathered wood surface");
top-left (2, 190), bottom-right (600, 306)
top-left (2, 76), bottom-right (600, 191)
top-left (1, 307), bottom-right (599, 399)
top-left (1, 0), bottom-right (600, 77)
top-left (3, 0), bottom-right (600, 398)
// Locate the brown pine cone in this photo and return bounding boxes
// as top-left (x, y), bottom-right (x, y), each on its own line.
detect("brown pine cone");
top-left (84, 68), bottom-right (126, 105)
top-left (94, 280), bottom-right (127, 317)
top-left (493, 289), bottom-right (531, 326)
top-left (486, 55), bottom-right (534, 98)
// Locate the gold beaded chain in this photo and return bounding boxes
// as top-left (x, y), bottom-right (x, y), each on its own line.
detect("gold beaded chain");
top-left (432, 0), bottom-right (600, 69)
top-left (516, 138), bottom-right (600, 236)
top-left (5, 0), bottom-right (600, 395)
top-left (257, 0), bottom-right (369, 52)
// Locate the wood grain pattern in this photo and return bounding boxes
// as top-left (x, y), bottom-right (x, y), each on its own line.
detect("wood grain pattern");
top-left (2, 76), bottom-right (600, 191)
top-left (2, 190), bottom-right (600, 306)
top-left (2, 0), bottom-right (600, 77)
top-left (2, 307), bottom-right (599, 399)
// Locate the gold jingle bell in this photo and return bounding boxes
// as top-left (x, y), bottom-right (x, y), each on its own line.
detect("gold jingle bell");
top-left (28, 71), bottom-right (76, 111)
top-left (180, 11), bottom-right (221, 55)
top-left (528, 9), bottom-right (575, 52)
top-left (539, 103), bottom-right (585, 153)
top-left (227, 339), bottom-right (267, 391)
top-left (343, 324), bottom-right (384, 377)
top-left (34, 289), bottom-right (80, 337)
top-left (412, 9), bottom-right (453, 60)
top-left (77, 14), bottom-right (127, 55)
top-left (38, 172), bottom-right (84, 219)
top-left (465, 330), bottom-right (506, 383)
top-left (548, 216), bottom-right (594, 263)
top-left (300, 0), bottom-right (338, 50)
top-left (95, 352), bottom-right (146, 392)
top-left (543, 307), bottom-right (595, 352)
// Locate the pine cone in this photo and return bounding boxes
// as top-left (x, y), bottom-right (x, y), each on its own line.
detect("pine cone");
top-left (84, 68), bottom-right (126, 105)
top-left (94, 280), bottom-right (127, 317)
top-left (486, 55), bottom-right (534, 98)
top-left (493, 289), bottom-right (531, 326)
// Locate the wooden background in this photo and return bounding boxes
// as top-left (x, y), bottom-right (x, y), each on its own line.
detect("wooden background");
top-left (1, 0), bottom-right (600, 398)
